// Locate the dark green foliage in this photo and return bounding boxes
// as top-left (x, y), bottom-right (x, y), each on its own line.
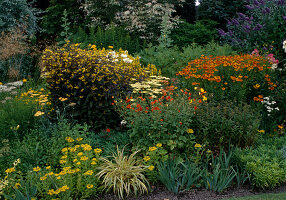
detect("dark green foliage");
top-left (0, 0), bottom-right (37, 34)
top-left (175, 0), bottom-right (196, 23)
top-left (197, 0), bottom-right (247, 28)
top-left (41, 0), bottom-right (84, 35)
top-left (71, 25), bottom-right (142, 54)
top-left (158, 159), bottom-right (201, 194)
top-left (171, 20), bottom-right (219, 47)
top-left (194, 100), bottom-right (261, 150)
top-left (139, 42), bottom-right (235, 77)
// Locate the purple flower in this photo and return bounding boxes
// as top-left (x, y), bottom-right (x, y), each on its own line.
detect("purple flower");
top-left (245, 5), bottom-right (254, 10)
top-left (238, 13), bottom-right (247, 20)
top-left (283, 16), bottom-right (286, 20)
top-left (253, 24), bottom-right (263, 31)
top-left (263, 7), bottom-right (271, 14)
top-left (253, 0), bottom-right (260, 6)
top-left (232, 19), bottom-right (239, 25)
top-left (277, 0), bottom-right (286, 5)
top-left (259, 0), bottom-right (265, 5)
top-left (218, 29), bottom-right (226, 36)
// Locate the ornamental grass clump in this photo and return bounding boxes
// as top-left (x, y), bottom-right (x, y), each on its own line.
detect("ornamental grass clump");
top-left (97, 147), bottom-right (149, 199)
top-left (41, 43), bottom-right (158, 129)
top-left (177, 53), bottom-right (277, 103)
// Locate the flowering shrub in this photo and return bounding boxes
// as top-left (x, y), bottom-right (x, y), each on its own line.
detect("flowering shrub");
top-left (2, 137), bottom-right (103, 199)
top-left (115, 87), bottom-right (206, 154)
top-left (219, 0), bottom-right (286, 59)
top-left (42, 43), bottom-right (158, 129)
top-left (177, 54), bottom-right (277, 103)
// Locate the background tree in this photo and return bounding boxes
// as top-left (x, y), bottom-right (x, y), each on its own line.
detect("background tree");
top-left (197, 0), bottom-right (247, 28)
top-left (41, 0), bottom-right (84, 35)
top-left (0, 0), bottom-right (38, 34)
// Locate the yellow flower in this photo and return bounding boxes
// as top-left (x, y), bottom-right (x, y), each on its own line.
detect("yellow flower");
top-left (91, 161), bottom-right (97, 165)
top-left (108, 46), bottom-right (113, 49)
top-left (253, 84), bottom-right (260, 89)
top-left (76, 162), bottom-right (81, 165)
top-left (84, 170), bottom-right (93, 175)
top-left (40, 176), bottom-right (47, 181)
top-left (156, 143), bottom-right (162, 147)
top-left (61, 148), bottom-right (68, 153)
top-left (0, 82), bottom-right (2, 85)
top-left (77, 152), bottom-right (83, 156)
top-left (59, 160), bottom-right (66, 164)
top-left (257, 130), bottom-right (265, 133)
top-left (94, 148), bottom-right (102, 154)
top-left (61, 155), bottom-right (67, 159)
top-left (14, 183), bottom-right (21, 189)
top-left (33, 166), bottom-right (41, 172)
top-left (187, 129), bottom-right (194, 134)
top-left (46, 166), bottom-right (51, 170)
top-left (22, 79), bottom-right (27, 83)
top-left (59, 97), bottom-right (68, 101)
top-left (48, 189), bottom-right (55, 195)
top-left (65, 137), bottom-right (74, 143)
top-left (47, 172), bottom-right (54, 176)
top-left (194, 143), bottom-right (202, 148)
top-left (73, 159), bottom-right (78, 163)
top-left (80, 156), bottom-right (88, 161)
top-left (5, 168), bottom-right (16, 173)
top-left (148, 165), bottom-right (155, 171)
top-left (202, 95), bottom-right (207, 101)
top-left (278, 125), bottom-right (284, 129)
top-left (76, 137), bottom-right (83, 142)
top-left (34, 111), bottom-right (45, 117)
top-left (86, 184), bottom-right (94, 189)
top-left (143, 156), bottom-right (150, 161)
top-left (149, 146), bottom-right (157, 152)
top-left (57, 176), bottom-right (61, 180)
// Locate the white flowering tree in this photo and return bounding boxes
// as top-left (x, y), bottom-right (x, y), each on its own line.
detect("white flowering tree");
top-left (82, 0), bottom-right (185, 41)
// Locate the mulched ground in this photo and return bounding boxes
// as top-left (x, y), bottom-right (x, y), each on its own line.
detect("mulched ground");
top-left (95, 184), bottom-right (286, 200)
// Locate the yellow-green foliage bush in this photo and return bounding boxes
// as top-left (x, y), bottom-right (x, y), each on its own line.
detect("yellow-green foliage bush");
top-left (41, 43), bottom-right (158, 129)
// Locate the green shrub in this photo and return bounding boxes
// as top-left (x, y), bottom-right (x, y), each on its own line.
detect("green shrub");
top-left (71, 25), bottom-right (142, 54)
top-left (115, 85), bottom-right (207, 154)
top-left (235, 135), bottom-right (286, 189)
top-left (139, 42), bottom-right (236, 77)
top-left (0, 93), bottom-right (39, 141)
top-left (194, 100), bottom-right (261, 150)
top-left (171, 20), bottom-right (219, 47)
top-left (2, 134), bottom-right (104, 199)
top-left (42, 43), bottom-right (158, 129)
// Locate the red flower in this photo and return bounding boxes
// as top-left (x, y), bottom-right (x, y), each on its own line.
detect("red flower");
top-left (106, 129), bottom-right (110, 132)
top-left (126, 105), bottom-right (131, 109)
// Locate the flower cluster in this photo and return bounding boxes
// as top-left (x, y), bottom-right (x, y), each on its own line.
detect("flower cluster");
top-left (261, 96), bottom-right (279, 116)
top-left (177, 54), bottom-right (276, 102)
top-left (29, 137), bottom-right (103, 198)
top-left (115, 88), bottom-right (205, 153)
top-left (41, 43), bottom-right (158, 128)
